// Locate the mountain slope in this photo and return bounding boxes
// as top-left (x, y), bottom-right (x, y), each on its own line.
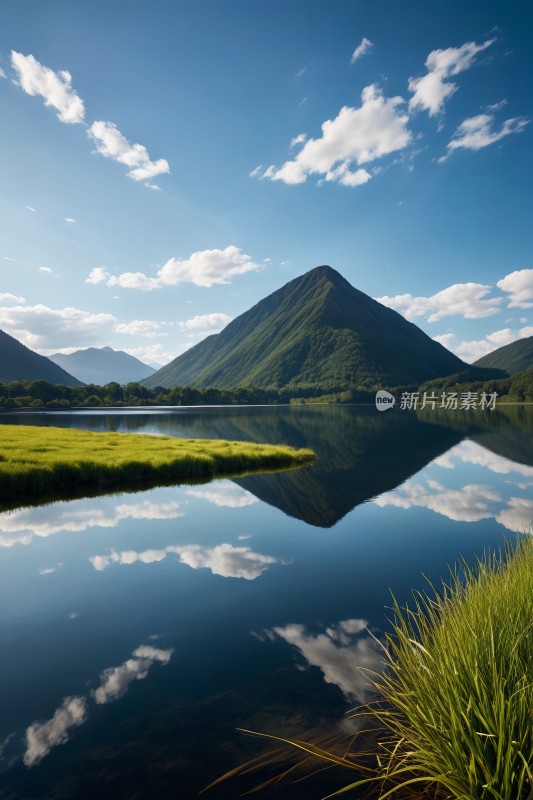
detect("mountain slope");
top-left (143, 266), bottom-right (467, 390)
top-left (0, 330), bottom-right (82, 386)
top-left (473, 336), bottom-right (533, 375)
top-left (49, 346), bottom-right (156, 385)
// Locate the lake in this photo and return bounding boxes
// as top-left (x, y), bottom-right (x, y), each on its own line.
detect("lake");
top-left (0, 404), bottom-right (531, 799)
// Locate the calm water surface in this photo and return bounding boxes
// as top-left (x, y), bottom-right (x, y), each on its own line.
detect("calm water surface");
top-left (0, 405), bottom-right (531, 798)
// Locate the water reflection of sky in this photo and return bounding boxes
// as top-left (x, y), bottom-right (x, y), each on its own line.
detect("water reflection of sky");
top-left (0, 410), bottom-right (531, 797)
top-left (373, 439), bottom-right (533, 534)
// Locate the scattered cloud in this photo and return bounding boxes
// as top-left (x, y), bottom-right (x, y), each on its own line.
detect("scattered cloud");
top-left (93, 646), bottom-right (173, 704)
top-left (24, 696), bottom-right (87, 767)
top-left (0, 499), bottom-right (182, 549)
top-left (0, 292), bottom-right (25, 305)
top-left (88, 121), bottom-right (170, 182)
top-left (145, 183), bottom-right (161, 190)
top-left (497, 269), bottom-right (533, 308)
top-left (185, 482), bottom-right (258, 507)
top-left (377, 282), bottom-right (501, 322)
top-left (249, 164), bottom-right (263, 177)
top-left (0, 300), bottom-right (117, 351)
top-left (87, 246), bottom-right (261, 290)
top-left (39, 562), bottom-right (64, 575)
top-left (440, 113), bottom-right (528, 160)
top-left (496, 497), bottom-right (533, 534)
top-left (436, 325), bottom-right (533, 362)
top-left (374, 479), bottom-right (501, 523)
top-left (350, 37), bottom-right (373, 65)
top-left (25, 205), bottom-right (36, 213)
top-left (435, 440), bottom-right (533, 479)
top-left (124, 344), bottom-right (173, 367)
top-left (258, 84), bottom-right (411, 187)
top-left (85, 266), bottom-right (109, 285)
top-left (90, 541), bottom-right (279, 580)
top-left (408, 39), bottom-right (494, 116)
top-left (290, 133), bottom-right (307, 148)
top-left (114, 319), bottom-right (162, 337)
top-left (39, 266), bottom-right (53, 273)
top-left (179, 313), bottom-right (232, 333)
top-left (0, 67), bottom-right (5, 79)
top-left (268, 619), bottom-right (384, 701)
top-left (64, 217), bottom-right (77, 224)
top-left (11, 51), bottom-right (85, 124)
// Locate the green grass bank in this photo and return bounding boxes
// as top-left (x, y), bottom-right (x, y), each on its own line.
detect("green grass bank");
top-left (219, 539), bottom-right (533, 799)
top-left (0, 424), bottom-right (316, 502)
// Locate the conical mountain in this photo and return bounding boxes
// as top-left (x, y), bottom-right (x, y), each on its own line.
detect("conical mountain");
top-left (0, 330), bottom-right (82, 386)
top-left (143, 266), bottom-right (467, 390)
top-left (473, 335), bottom-right (533, 375)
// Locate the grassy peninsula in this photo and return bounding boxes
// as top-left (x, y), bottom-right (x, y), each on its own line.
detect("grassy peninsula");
top-left (0, 425), bottom-right (316, 502)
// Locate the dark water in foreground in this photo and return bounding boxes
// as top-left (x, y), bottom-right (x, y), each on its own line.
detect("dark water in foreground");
top-left (0, 404), bottom-right (531, 798)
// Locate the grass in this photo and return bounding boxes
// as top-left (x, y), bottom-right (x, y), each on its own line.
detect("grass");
top-left (0, 424), bottom-right (316, 502)
top-left (210, 538), bottom-right (533, 799)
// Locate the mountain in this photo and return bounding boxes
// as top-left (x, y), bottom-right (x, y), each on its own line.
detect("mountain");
top-left (143, 265), bottom-right (467, 390)
top-left (49, 347), bottom-right (157, 385)
top-left (0, 330), bottom-right (82, 386)
top-left (473, 335), bottom-right (533, 375)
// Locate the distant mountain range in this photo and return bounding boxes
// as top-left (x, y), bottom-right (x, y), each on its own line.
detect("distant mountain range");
top-left (143, 265), bottom-right (467, 390)
top-left (49, 347), bottom-right (157, 385)
top-left (0, 330), bottom-right (82, 386)
top-left (474, 335), bottom-right (533, 375)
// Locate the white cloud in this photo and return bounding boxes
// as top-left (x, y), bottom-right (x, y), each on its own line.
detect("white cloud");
top-left (64, 217), bottom-right (77, 224)
top-left (290, 133), bottom-right (307, 148)
top-left (24, 696), bottom-right (87, 767)
top-left (496, 497), bottom-right (533, 534)
top-left (497, 269), bottom-right (533, 309)
top-left (441, 113), bottom-right (528, 159)
top-left (88, 120), bottom-right (170, 182)
top-left (39, 562), bottom-right (63, 575)
top-left (262, 84), bottom-right (411, 187)
top-left (350, 37), bottom-right (373, 64)
top-left (179, 313), bottom-right (232, 332)
top-left (437, 325), bottom-right (533, 362)
top-left (11, 51), bottom-right (85, 124)
top-left (377, 282), bottom-right (501, 323)
top-left (95, 246), bottom-right (261, 290)
top-left (0, 300), bottom-right (117, 351)
top-left (114, 319), bottom-right (162, 337)
top-left (269, 619), bottom-right (383, 701)
top-left (436, 440), bottom-right (533, 479)
top-left (39, 267), bottom-right (53, 274)
top-left (249, 164), bottom-right (263, 177)
top-left (374, 479), bottom-right (501, 523)
top-left (408, 39), bottom-right (494, 116)
top-left (85, 266), bottom-right (110, 285)
top-left (25, 205), bottom-right (36, 212)
top-left (90, 541), bottom-right (278, 580)
top-left (0, 292), bottom-right (25, 305)
top-left (93, 646), bottom-right (173, 704)
top-left (145, 183), bottom-right (161, 190)
top-left (185, 482), bottom-right (258, 507)
top-left (123, 344), bottom-right (173, 368)
top-left (0, 500), bottom-right (182, 549)
top-left (0, 67), bottom-right (5, 79)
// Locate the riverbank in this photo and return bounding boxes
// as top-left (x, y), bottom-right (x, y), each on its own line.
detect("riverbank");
top-left (0, 425), bottom-right (316, 502)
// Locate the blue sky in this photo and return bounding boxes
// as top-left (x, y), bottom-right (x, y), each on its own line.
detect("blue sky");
top-left (0, 0), bottom-right (532, 367)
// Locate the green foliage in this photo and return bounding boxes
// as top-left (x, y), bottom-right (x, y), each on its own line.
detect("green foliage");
top-left (474, 335), bottom-right (533, 375)
top-left (420, 369), bottom-right (533, 404)
top-left (221, 540), bottom-right (533, 799)
top-left (0, 425), bottom-right (315, 502)
top-left (142, 266), bottom-right (466, 391)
